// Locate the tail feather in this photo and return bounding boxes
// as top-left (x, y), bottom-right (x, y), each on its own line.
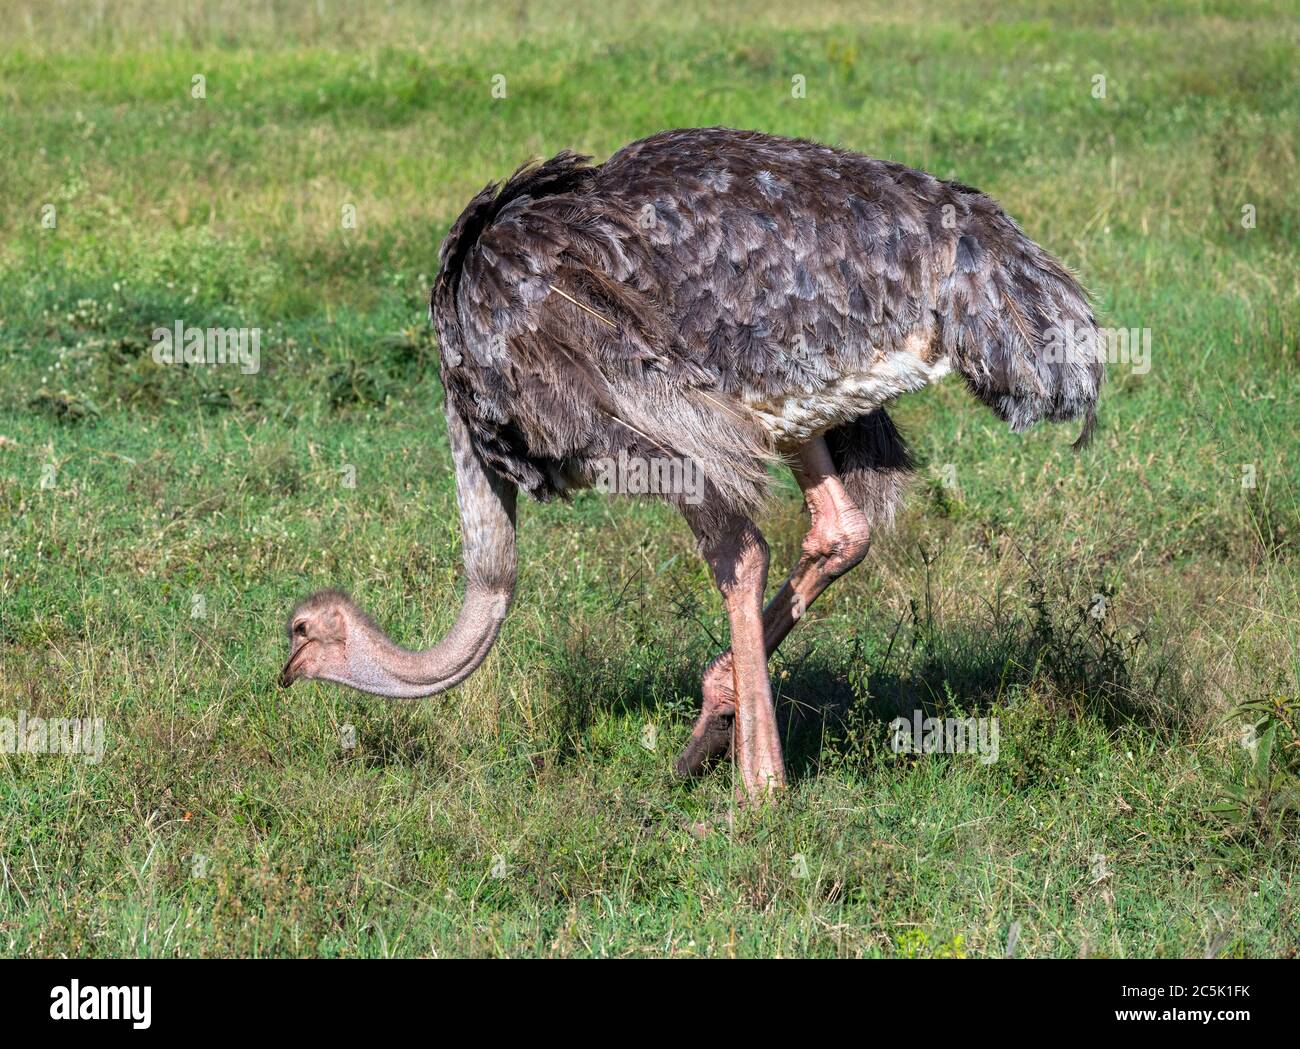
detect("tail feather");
top-left (938, 194), bottom-right (1105, 448)
top-left (1071, 402), bottom-right (1098, 452)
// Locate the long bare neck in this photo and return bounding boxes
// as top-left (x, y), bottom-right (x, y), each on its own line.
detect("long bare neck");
top-left (351, 400), bottom-right (517, 698)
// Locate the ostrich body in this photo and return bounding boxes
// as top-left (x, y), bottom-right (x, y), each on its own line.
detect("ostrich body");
top-left (282, 127), bottom-right (1103, 802)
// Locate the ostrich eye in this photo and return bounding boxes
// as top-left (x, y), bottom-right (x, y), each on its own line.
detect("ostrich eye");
top-left (294, 621), bottom-right (307, 637)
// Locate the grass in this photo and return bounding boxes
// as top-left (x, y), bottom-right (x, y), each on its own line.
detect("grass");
top-left (1, 0), bottom-right (1298, 957)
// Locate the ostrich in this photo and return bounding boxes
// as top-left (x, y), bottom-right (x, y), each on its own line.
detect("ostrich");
top-left (280, 127), bottom-right (1103, 802)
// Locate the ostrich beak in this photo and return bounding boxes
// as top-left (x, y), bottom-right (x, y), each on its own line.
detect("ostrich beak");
top-left (279, 640), bottom-right (315, 688)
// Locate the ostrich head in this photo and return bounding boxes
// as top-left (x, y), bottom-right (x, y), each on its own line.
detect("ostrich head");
top-left (279, 589), bottom-right (363, 690)
top-left (279, 583), bottom-right (512, 698)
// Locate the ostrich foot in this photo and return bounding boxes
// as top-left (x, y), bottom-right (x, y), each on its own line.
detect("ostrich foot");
top-left (676, 653), bottom-right (787, 800)
top-left (734, 675), bottom-right (787, 803)
top-left (685, 514), bottom-right (786, 805)
top-left (674, 656), bottom-right (735, 779)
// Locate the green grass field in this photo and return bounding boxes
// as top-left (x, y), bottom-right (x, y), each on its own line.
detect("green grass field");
top-left (1, 0), bottom-right (1297, 957)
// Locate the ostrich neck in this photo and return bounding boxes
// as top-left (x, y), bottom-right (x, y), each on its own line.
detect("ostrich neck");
top-left (356, 399), bottom-right (517, 699)
top-left (360, 587), bottom-right (511, 698)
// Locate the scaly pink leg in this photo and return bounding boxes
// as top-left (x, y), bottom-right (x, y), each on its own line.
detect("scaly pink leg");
top-left (689, 514), bottom-right (785, 802)
top-left (677, 438), bottom-right (871, 780)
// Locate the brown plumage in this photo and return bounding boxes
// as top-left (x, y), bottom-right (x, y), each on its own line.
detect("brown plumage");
top-left (433, 127), bottom-right (1102, 529)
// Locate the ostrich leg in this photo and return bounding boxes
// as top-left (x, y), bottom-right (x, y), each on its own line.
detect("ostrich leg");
top-left (676, 438), bottom-right (871, 779)
top-left (688, 512), bottom-right (785, 801)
